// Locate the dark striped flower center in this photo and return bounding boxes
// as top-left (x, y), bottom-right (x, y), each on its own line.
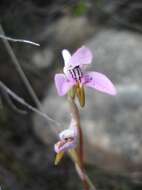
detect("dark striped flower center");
top-left (69, 66), bottom-right (83, 82)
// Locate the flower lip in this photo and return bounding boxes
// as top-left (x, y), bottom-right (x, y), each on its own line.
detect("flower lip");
top-left (54, 137), bottom-right (76, 153)
top-left (54, 138), bottom-right (75, 153)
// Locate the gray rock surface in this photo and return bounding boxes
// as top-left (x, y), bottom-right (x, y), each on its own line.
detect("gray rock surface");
top-left (33, 29), bottom-right (142, 171)
top-left (31, 16), bottom-right (94, 68)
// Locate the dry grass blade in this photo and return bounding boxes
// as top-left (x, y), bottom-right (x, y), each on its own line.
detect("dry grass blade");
top-left (0, 34), bottom-right (40, 46)
top-left (0, 24), bottom-right (41, 108)
top-left (0, 81), bottom-right (61, 133)
top-left (0, 86), bottom-right (27, 114)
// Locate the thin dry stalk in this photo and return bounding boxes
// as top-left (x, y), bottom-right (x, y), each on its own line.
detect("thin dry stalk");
top-left (68, 96), bottom-right (96, 190)
top-left (0, 24), bottom-right (40, 108)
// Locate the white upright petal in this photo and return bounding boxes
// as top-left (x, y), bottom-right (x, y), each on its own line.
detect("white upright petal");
top-left (62, 49), bottom-right (71, 66)
top-left (59, 128), bottom-right (74, 140)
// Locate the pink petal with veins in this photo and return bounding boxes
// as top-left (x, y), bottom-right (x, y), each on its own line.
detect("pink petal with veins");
top-left (54, 74), bottom-right (75, 96)
top-left (69, 46), bottom-right (93, 67)
top-left (84, 72), bottom-right (117, 95)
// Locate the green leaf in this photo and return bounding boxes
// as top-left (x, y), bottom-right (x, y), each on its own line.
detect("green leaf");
top-left (73, 1), bottom-right (88, 16)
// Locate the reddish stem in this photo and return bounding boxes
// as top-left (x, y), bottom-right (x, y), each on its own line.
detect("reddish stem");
top-left (78, 125), bottom-right (89, 190)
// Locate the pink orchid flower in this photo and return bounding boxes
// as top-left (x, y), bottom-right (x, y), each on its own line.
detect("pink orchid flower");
top-left (55, 46), bottom-right (117, 106)
top-left (54, 127), bottom-right (78, 153)
top-left (54, 119), bottom-right (78, 165)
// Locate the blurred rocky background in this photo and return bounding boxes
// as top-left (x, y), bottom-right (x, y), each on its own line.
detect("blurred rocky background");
top-left (0, 0), bottom-right (142, 190)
